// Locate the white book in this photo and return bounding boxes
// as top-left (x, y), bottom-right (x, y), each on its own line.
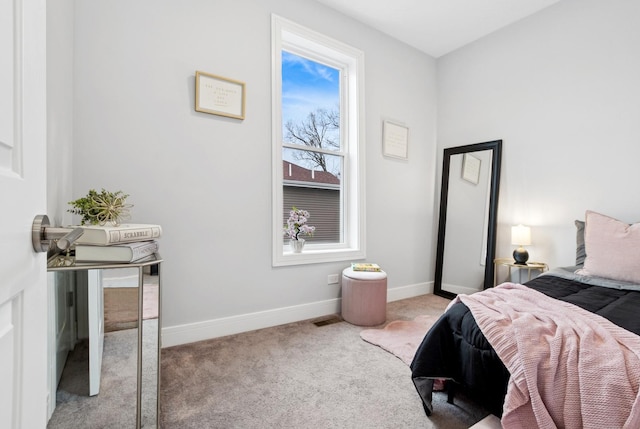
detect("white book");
top-left (74, 223), bottom-right (162, 245)
top-left (75, 240), bottom-right (159, 262)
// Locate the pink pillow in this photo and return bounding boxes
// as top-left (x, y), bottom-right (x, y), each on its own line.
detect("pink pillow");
top-left (577, 211), bottom-right (640, 284)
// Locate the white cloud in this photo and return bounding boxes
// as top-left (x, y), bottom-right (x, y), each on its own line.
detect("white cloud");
top-left (283, 52), bottom-right (336, 83)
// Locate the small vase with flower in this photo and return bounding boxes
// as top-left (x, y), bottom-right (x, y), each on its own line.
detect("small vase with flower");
top-left (283, 207), bottom-right (316, 253)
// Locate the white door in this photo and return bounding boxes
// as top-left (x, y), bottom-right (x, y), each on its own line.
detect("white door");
top-left (0, 0), bottom-right (48, 428)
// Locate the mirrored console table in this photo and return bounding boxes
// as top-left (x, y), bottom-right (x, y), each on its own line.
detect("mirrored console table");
top-left (48, 253), bottom-right (162, 429)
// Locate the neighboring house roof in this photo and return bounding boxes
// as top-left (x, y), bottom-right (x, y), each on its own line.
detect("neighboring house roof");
top-left (283, 160), bottom-right (340, 188)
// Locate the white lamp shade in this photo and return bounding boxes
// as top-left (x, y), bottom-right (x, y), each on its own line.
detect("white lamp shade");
top-left (511, 225), bottom-right (531, 246)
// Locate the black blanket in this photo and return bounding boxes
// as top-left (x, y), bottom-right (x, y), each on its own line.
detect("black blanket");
top-left (410, 273), bottom-right (640, 417)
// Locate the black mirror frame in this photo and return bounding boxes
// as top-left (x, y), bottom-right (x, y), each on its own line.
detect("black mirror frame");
top-left (433, 140), bottom-right (503, 299)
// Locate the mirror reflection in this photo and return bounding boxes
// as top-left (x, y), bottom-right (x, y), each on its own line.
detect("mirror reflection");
top-left (141, 273), bottom-right (161, 428)
top-left (434, 141), bottom-right (502, 299)
top-left (47, 260), bottom-right (161, 429)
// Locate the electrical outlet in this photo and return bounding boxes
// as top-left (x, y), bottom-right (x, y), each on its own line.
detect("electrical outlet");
top-left (327, 274), bottom-right (339, 285)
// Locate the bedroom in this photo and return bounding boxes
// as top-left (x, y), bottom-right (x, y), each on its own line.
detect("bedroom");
top-left (51, 0), bottom-right (640, 348)
top-left (4, 0), bottom-right (640, 427)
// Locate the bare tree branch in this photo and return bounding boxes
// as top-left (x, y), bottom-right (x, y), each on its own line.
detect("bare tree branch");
top-left (285, 108), bottom-right (339, 173)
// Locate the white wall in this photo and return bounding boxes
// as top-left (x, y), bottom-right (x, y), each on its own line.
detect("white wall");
top-left (437, 0), bottom-right (640, 271)
top-left (47, 0), bottom-right (75, 227)
top-left (71, 0), bottom-right (437, 345)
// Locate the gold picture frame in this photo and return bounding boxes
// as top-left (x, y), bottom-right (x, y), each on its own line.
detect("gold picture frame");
top-left (195, 71), bottom-right (246, 120)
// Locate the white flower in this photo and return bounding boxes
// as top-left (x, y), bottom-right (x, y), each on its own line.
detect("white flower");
top-left (283, 206), bottom-right (316, 240)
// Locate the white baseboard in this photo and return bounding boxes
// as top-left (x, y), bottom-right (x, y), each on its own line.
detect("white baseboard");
top-left (161, 281), bottom-right (433, 348)
top-left (387, 281), bottom-right (433, 301)
top-left (441, 282), bottom-right (478, 296)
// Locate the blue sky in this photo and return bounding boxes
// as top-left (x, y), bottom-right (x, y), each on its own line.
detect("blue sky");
top-left (282, 50), bottom-right (340, 126)
top-left (281, 51), bottom-right (342, 175)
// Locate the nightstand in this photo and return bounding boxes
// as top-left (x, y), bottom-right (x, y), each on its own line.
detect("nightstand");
top-left (494, 258), bottom-right (548, 286)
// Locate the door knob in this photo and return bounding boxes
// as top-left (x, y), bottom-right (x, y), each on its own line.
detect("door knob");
top-left (32, 214), bottom-right (84, 253)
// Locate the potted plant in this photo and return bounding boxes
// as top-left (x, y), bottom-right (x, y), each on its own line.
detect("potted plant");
top-left (283, 206), bottom-right (315, 253)
top-left (68, 188), bottom-right (132, 226)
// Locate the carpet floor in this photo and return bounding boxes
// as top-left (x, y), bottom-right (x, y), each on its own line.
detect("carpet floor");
top-left (48, 291), bottom-right (491, 428)
top-left (160, 293), bottom-right (490, 428)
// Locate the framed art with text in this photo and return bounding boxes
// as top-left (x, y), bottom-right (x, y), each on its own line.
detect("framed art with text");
top-left (382, 120), bottom-right (409, 160)
top-left (195, 71), bottom-right (246, 120)
top-left (462, 153), bottom-right (481, 184)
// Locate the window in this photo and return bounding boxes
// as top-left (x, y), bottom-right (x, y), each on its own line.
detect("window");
top-left (272, 15), bottom-right (365, 266)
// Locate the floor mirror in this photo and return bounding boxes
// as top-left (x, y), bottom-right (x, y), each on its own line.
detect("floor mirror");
top-left (434, 140), bottom-right (502, 299)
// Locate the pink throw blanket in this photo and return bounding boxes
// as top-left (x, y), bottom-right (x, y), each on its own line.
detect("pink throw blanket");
top-left (451, 283), bottom-right (640, 429)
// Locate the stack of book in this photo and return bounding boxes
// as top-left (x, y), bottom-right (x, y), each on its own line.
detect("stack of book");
top-left (72, 223), bottom-right (162, 263)
top-left (351, 262), bottom-right (381, 272)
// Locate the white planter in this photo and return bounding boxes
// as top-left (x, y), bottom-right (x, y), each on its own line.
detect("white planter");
top-left (290, 239), bottom-right (305, 253)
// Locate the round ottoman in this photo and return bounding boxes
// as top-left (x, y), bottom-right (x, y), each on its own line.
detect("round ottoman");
top-left (341, 267), bottom-right (387, 326)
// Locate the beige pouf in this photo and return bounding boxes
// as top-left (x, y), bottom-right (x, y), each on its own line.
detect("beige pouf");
top-left (341, 267), bottom-right (387, 326)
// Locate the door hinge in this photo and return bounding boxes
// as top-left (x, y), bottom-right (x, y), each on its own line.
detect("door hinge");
top-left (67, 291), bottom-right (74, 307)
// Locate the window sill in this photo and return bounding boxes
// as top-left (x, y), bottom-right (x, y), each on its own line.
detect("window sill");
top-left (273, 246), bottom-right (365, 267)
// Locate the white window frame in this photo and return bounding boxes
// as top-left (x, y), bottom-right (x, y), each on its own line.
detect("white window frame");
top-left (272, 15), bottom-right (365, 267)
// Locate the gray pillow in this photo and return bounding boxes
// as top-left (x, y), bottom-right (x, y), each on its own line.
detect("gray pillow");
top-left (575, 220), bottom-right (586, 266)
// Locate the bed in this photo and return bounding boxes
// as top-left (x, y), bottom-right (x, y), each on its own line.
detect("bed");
top-left (411, 211), bottom-right (640, 428)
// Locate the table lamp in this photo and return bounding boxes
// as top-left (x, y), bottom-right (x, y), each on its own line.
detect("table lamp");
top-left (511, 224), bottom-right (531, 265)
